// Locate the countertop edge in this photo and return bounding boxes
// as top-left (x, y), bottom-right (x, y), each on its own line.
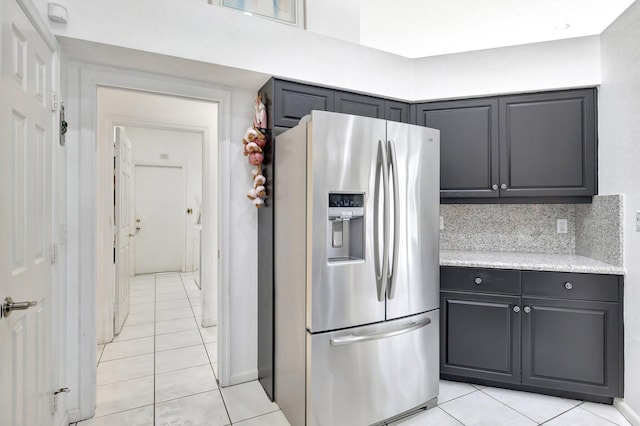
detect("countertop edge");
top-left (439, 251), bottom-right (625, 276)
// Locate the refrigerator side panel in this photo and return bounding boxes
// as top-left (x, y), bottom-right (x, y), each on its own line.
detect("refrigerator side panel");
top-left (308, 111), bottom-right (387, 333)
top-left (386, 123), bottom-right (440, 319)
top-left (307, 311), bottom-right (439, 425)
top-left (274, 122), bottom-right (309, 426)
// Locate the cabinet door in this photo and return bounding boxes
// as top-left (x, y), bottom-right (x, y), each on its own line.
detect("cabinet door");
top-left (498, 89), bottom-right (596, 197)
top-left (521, 297), bottom-right (621, 397)
top-left (384, 100), bottom-right (410, 123)
top-left (334, 91), bottom-right (385, 119)
top-left (441, 291), bottom-right (521, 384)
top-left (274, 80), bottom-right (335, 128)
top-left (416, 99), bottom-right (499, 198)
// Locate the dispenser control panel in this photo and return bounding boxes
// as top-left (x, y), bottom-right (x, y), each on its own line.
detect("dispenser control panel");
top-left (327, 193), bottom-right (365, 261)
top-left (328, 193), bottom-right (364, 221)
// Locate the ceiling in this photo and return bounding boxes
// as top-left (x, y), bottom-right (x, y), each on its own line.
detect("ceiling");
top-left (356, 0), bottom-right (635, 58)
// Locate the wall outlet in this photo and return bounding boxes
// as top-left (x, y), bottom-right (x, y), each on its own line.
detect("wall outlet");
top-left (636, 211), bottom-right (640, 232)
top-left (440, 216), bottom-right (444, 230)
top-left (557, 219), bottom-right (568, 234)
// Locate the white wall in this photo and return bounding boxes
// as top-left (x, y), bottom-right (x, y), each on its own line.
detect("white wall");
top-left (412, 36), bottom-right (601, 100)
top-left (43, 0), bottom-right (416, 100)
top-left (127, 126), bottom-right (203, 274)
top-left (305, 0), bottom-right (360, 44)
top-left (599, 2), bottom-right (640, 422)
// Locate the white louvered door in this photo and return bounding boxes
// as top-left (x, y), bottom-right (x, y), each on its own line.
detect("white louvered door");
top-left (0, 0), bottom-right (56, 424)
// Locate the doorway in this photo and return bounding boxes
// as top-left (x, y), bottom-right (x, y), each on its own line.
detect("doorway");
top-left (67, 64), bottom-right (235, 421)
top-left (95, 87), bottom-right (218, 416)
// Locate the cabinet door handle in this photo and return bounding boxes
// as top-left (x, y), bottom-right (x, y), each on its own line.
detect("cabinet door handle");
top-left (474, 277), bottom-right (482, 285)
top-left (500, 183), bottom-right (507, 190)
top-left (564, 282), bottom-right (573, 290)
top-left (491, 184), bottom-right (498, 191)
top-left (513, 306), bottom-right (520, 313)
top-left (523, 306), bottom-right (531, 314)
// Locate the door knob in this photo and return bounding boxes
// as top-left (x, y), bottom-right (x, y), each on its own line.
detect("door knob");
top-left (2, 297), bottom-right (37, 318)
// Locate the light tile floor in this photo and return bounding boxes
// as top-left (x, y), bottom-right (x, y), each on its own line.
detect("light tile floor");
top-left (389, 381), bottom-right (632, 426)
top-left (77, 272), bottom-right (632, 425)
top-left (74, 272), bottom-right (284, 426)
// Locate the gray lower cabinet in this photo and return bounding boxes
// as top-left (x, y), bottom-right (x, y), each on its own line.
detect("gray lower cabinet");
top-left (441, 291), bottom-right (521, 384)
top-left (440, 266), bottom-right (623, 402)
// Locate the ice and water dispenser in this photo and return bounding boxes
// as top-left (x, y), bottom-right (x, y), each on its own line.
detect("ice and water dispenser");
top-left (327, 193), bottom-right (365, 262)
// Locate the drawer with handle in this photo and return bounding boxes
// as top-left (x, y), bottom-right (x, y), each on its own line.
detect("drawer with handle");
top-left (522, 271), bottom-right (619, 302)
top-left (441, 267), bottom-right (520, 295)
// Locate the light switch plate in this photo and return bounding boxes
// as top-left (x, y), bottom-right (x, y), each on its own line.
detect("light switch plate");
top-left (557, 219), bottom-right (568, 234)
top-left (636, 211), bottom-right (640, 232)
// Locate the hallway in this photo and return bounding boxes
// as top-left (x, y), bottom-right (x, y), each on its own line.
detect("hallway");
top-left (75, 272), bottom-right (288, 425)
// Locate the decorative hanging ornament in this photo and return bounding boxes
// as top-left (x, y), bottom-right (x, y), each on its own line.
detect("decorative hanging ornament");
top-left (242, 96), bottom-right (269, 208)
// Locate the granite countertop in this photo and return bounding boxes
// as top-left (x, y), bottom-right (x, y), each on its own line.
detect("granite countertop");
top-left (440, 250), bottom-right (625, 275)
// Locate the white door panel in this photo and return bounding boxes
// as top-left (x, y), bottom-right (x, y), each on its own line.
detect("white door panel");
top-left (114, 127), bottom-right (132, 334)
top-left (134, 165), bottom-right (185, 274)
top-left (1, 0), bottom-right (55, 424)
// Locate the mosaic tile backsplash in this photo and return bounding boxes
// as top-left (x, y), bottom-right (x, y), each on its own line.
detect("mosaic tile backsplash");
top-left (440, 195), bottom-right (624, 266)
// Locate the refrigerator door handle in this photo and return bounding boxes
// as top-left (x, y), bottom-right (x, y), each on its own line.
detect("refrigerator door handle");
top-left (329, 317), bottom-right (432, 346)
top-left (387, 140), bottom-right (400, 300)
top-left (375, 139), bottom-right (390, 302)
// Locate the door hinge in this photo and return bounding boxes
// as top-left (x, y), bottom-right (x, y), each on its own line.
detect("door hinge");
top-left (51, 387), bottom-right (70, 413)
top-left (51, 243), bottom-right (58, 264)
top-left (51, 92), bottom-right (60, 112)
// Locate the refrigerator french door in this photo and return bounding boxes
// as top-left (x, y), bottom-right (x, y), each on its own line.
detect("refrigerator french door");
top-left (274, 111), bottom-right (440, 426)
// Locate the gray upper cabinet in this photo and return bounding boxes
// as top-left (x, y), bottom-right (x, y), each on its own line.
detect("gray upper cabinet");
top-left (499, 89), bottom-right (596, 198)
top-left (273, 80), bottom-right (334, 128)
top-left (385, 100), bottom-right (410, 123)
top-left (417, 99), bottom-right (499, 199)
top-left (334, 91), bottom-right (385, 119)
top-left (417, 88), bottom-right (597, 202)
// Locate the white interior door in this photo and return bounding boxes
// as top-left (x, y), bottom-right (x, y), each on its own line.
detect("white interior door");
top-left (134, 165), bottom-right (185, 274)
top-left (0, 0), bottom-right (55, 424)
top-left (114, 127), bottom-right (132, 334)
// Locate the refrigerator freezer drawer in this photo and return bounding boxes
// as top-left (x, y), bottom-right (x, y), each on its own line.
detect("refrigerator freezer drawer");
top-left (306, 311), bottom-right (439, 426)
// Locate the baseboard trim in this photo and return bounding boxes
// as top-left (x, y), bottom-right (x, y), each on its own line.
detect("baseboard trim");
top-left (227, 369), bottom-right (259, 387)
top-left (615, 399), bottom-right (640, 426)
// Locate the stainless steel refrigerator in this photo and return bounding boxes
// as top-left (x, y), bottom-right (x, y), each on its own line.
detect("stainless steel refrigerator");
top-left (274, 111), bottom-right (440, 426)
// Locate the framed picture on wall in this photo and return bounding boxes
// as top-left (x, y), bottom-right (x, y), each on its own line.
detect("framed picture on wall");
top-left (214, 0), bottom-right (299, 25)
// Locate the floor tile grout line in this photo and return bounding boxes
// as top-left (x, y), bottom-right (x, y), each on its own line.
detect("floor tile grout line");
top-left (478, 387), bottom-right (547, 424)
top-left (438, 387), bottom-right (479, 406)
top-left (576, 405), bottom-right (625, 426)
top-left (438, 403), bottom-right (473, 426)
top-left (89, 403), bottom-right (155, 421)
top-left (538, 404), bottom-right (582, 425)
top-left (180, 271), bottom-right (230, 424)
top-left (225, 406), bottom-right (281, 425)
